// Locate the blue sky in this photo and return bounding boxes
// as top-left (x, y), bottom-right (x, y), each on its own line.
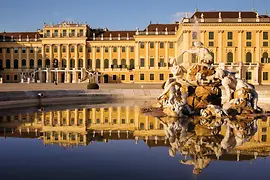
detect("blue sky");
top-left (0, 0), bottom-right (269, 32)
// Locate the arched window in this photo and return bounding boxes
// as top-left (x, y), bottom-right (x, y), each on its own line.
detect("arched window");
top-left (0, 59), bottom-right (2, 69)
top-left (45, 59), bottom-right (50, 67)
top-left (14, 59), bottom-right (18, 69)
top-left (62, 59), bottom-right (67, 68)
top-left (78, 59), bottom-right (83, 68)
top-left (22, 59), bottom-right (26, 67)
top-left (30, 59), bottom-right (34, 68)
top-left (227, 52), bottom-right (233, 63)
top-left (121, 59), bottom-right (126, 68)
top-left (112, 59), bottom-right (117, 68)
top-left (38, 59), bottom-right (42, 67)
top-left (130, 59), bottom-right (135, 69)
top-left (70, 59), bottom-right (75, 68)
top-left (87, 59), bottom-right (92, 69)
top-left (6, 59), bottom-right (10, 69)
top-left (246, 52), bottom-right (252, 63)
top-left (261, 52), bottom-right (269, 63)
top-left (96, 59), bottom-right (100, 68)
top-left (104, 59), bottom-right (109, 68)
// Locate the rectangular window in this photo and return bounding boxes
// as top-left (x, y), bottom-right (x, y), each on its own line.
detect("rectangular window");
top-left (169, 74), bottom-right (173, 78)
top-left (88, 47), bottom-right (92, 52)
top-left (14, 75), bottom-right (18, 81)
top-left (79, 46), bottom-right (83, 52)
top-left (80, 29), bottom-right (84, 36)
top-left (54, 30), bottom-right (58, 37)
top-left (14, 48), bottom-right (18, 53)
top-left (38, 47), bottom-right (41, 53)
top-left (159, 58), bottom-right (165, 67)
top-left (6, 48), bottom-right (10, 53)
top-left (54, 46), bottom-right (57, 53)
top-left (263, 42), bottom-right (268, 47)
top-left (63, 30), bottom-right (67, 37)
top-left (121, 75), bottom-right (125, 80)
top-left (6, 75), bottom-right (9, 81)
top-left (62, 46), bottom-right (66, 53)
top-left (96, 47), bottom-right (100, 53)
top-left (46, 30), bottom-right (50, 37)
top-left (130, 75), bottom-right (134, 81)
top-left (246, 32), bottom-right (252, 40)
top-left (122, 47), bottom-right (125, 52)
top-left (209, 41), bottom-right (214, 47)
top-left (246, 42), bottom-right (252, 47)
top-left (169, 42), bottom-right (174, 48)
top-left (263, 32), bottom-right (268, 40)
top-left (140, 42), bottom-right (144, 49)
top-left (227, 42), bottom-right (233, 47)
top-left (227, 32), bottom-right (233, 40)
top-left (71, 46), bottom-right (74, 52)
top-left (113, 75), bottom-right (117, 81)
top-left (192, 32), bottom-right (198, 40)
top-left (150, 58), bottom-right (154, 67)
top-left (150, 42), bottom-right (154, 48)
top-left (140, 58), bottom-right (145, 67)
top-left (71, 30), bottom-right (75, 36)
top-left (113, 47), bottom-right (117, 52)
top-left (130, 46), bottom-right (134, 52)
top-left (262, 127), bottom-right (267, 132)
top-left (150, 74), bottom-right (154, 80)
top-left (159, 74), bottom-right (164, 80)
top-left (263, 72), bottom-right (268, 80)
top-left (246, 72), bottom-right (252, 80)
top-left (0, 48), bottom-right (2, 53)
top-left (22, 48), bottom-right (26, 53)
top-left (209, 32), bottom-right (214, 40)
top-left (30, 47), bottom-right (34, 53)
top-left (160, 42), bottom-right (164, 48)
top-left (105, 47), bottom-right (108, 52)
top-left (140, 74), bottom-right (144, 80)
top-left (262, 135), bottom-right (267, 142)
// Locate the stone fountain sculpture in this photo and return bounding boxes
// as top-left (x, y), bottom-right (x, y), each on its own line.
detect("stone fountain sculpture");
top-left (141, 40), bottom-right (263, 133)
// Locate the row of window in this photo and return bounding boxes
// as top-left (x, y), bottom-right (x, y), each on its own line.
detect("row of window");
top-left (204, 41), bottom-right (269, 47)
top-left (45, 29), bottom-right (84, 37)
top-left (112, 73), bottom-right (172, 81)
top-left (140, 41), bottom-right (174, 49)
top-left (0, 47), bottom-right (39, 54)
top-left (192, 31), bottom-right (269, 40)
top-left (0, 58), bottom-right (171, 69)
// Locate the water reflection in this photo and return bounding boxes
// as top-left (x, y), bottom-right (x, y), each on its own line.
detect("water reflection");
top-left (0, 105), bottom-right (269, 175)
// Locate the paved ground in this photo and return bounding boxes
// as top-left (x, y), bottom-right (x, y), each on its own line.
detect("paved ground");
top-left (0, 83), bottom-right (269, 92)
top-left (0, 83), bottom-right (163, 91)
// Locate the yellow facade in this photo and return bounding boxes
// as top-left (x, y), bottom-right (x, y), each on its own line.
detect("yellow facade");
top-left (1, 11), bottom-right (270, 84)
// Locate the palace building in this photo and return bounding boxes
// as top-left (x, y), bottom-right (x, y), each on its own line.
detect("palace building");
top-left (1, 10), bottom-right (270, 84)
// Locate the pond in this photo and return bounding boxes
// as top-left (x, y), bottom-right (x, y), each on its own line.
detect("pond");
top-left (0, 102), bottom-right (269, 180)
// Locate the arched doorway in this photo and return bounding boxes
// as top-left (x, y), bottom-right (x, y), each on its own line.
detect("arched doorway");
top-left (104, 74), bottom-right (109, 83)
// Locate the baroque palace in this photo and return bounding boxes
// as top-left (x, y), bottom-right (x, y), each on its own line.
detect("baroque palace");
top-left (1, 10), bottom-right (270, 84)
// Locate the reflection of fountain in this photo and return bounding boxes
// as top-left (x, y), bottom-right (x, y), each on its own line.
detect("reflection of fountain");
top-left (158, 115), bottom-right (259, 175)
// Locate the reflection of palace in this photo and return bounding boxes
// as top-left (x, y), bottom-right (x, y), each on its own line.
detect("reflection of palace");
top-left (0, 106), bottom-right (166, 147)
top-left (1, 10), bottom-right (270, 84)
top-left (0, 106), bottom-right (270, 160)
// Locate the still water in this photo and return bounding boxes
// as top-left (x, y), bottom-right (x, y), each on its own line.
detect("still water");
top-left (0, 103), bottom-right (270, 180)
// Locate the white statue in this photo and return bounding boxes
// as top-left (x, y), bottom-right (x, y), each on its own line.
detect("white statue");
top-left (180, 41), bottom-right (213, 66)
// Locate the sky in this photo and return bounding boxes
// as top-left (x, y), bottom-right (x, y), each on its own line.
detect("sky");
top-left (0, 0), bottom-right (270, 32)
